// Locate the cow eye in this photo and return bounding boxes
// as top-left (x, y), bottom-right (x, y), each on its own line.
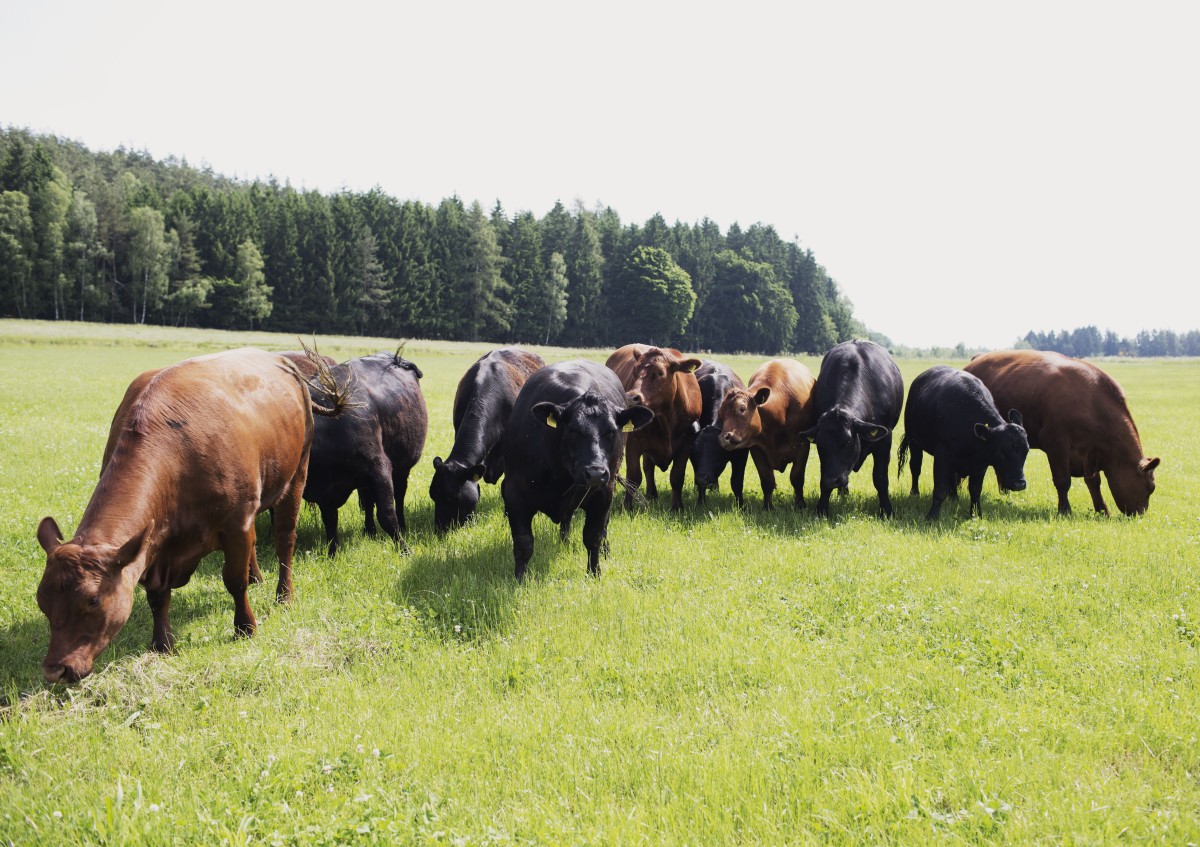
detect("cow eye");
top-left (88, 595), bottom-right (101, 608)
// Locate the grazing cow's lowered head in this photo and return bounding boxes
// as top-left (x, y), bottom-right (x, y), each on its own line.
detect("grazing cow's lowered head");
top-left (429, 457), bottom-right (485, 532)
top-left (800, 406), bottom-right (891, 493)
top-left (976, 410), bottom-right (1030, 493)
top-left (624, 347), bottom-right (702, 411)
top-left (35, 517), bottom-right (156, 684)
top-left (1110, 457), bottom-right (1160, 516)
top-left (533, 392), bottom-right (653, 489)
top-left (717, 386), bottom-right (771, 450)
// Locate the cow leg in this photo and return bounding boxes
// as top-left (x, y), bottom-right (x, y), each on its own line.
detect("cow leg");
top-left (926, 453), bottom-right (952, 520)
top-left (581, 493), bottom-right (613, 577)
top-left (751, 447), bottom-right (776, 510)
top-left (908, 447), bottom-right (923, 496)
top-left (504, 482), bottom-right (537, 580)
top-left (145, 587), bottom-right (175, 653)
top-left (271, 481), bottom-right (304, 603)
top-left (873, 440), bottom-right (894, 517)
top-left (791, 442), bottom-right (811, 511)
top-left (359, 490), bottom-right (377, 536)
top-left (320, 503), bottom-right (340, 557)
top-left (669, 455), bottom-right (688, 511)
top-left (642, 454), bottom-right (659, 500)
top-left (968, 470), bottom-right (986, 518)
top-left (391, 465), bottom-right (411, 536)
top-left (730, 450), bottom-right (748, 508)
top-left (1084, 473), bottom-right (1110, 515)
top-left (368, 464), bottom-right (405, 552)
top-left (624, 443), bottom-right (644, 508)
top-left (221, 526), bottom-right (257, 637)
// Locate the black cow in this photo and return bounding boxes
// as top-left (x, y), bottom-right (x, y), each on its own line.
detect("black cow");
top-left (898, 365), bottom-right (1029, 520)
top-left (800, 340), bottom-right (903, 517)
top-left (502, 360), bottom-right (653, 580)
top-left (430, 347), bottom-right (544, 532)
top-left (689, 360), bottom-right (749, 506)
top-left (303, 352), bottom-right (428, 555)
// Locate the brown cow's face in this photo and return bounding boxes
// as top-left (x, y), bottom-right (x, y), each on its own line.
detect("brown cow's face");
top-left (626, 350), bottom-right (700, 411)
top-left (36, 518), bottom-right (150, 684)
top-left (717, 387), bottom-right (766, 450)
top-left (1109, 456), bottom-right (1160, 516)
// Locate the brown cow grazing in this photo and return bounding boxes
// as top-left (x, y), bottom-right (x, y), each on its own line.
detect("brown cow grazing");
top-left (605, 343), bottom-right (703, 510)
top-left (716, 358), bottom-right (817, 510)
top-left (965, 349), bottom-right (1160, 515)
top-left (36, 347), bottom-right (342, 684)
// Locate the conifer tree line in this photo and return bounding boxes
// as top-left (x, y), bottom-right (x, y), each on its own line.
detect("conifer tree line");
top-left (1021, 326), bottom-right (1200, 358)
top-left (0, 128), bottom-right (873, 354)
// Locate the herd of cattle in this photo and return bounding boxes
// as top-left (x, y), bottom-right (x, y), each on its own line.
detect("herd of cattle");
top-left (34, 341), bottom-right (1160, 683)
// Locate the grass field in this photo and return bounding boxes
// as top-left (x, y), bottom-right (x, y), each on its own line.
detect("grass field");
top-left (1, 319), bottom-right (1197, 845)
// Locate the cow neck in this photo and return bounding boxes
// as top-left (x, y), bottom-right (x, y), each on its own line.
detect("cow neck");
top-left (75, 435), bottom-right (175, 551)
top-left (447, 388), bottom-right (498, 466)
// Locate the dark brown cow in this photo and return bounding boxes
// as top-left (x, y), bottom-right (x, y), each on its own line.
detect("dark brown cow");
top-left (604, 343), bottom-right (702, 510)
top-left (36, 348), bottom-right (339, 683)
top-left (716, 358), bottom-right (817, 510)
top-left (965, 349), bottom-right (1160, 515)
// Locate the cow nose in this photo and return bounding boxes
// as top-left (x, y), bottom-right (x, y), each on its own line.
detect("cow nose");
top-left (583, 465), bottom-right (610, 488)
top-left (625, 391), bottom-right (643, 407)
top-left (1009, 478), bottom-right (1027, 492)
top-left (43, 662), bottom-right (85, 685)
top-left (719, 432), bottom-right (737, 448)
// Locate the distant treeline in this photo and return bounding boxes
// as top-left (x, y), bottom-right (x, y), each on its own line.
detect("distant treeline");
top-left (0, 127), bottom-right (879, 355)
top-left (1022, 326), bottom-right (1200, 358)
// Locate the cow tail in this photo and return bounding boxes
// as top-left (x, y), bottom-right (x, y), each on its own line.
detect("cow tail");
top-left (896, 436), bottom-right (910, 477)
top-left (292, 338), bottom-right (359, 417)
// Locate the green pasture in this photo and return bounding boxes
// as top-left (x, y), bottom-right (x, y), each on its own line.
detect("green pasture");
top-left (1, 319), bottom-right (1197, 845)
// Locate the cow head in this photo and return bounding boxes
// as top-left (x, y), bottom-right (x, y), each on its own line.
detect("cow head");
top-left (1107, 455), bottom-right (1160, 516)
top-left (429, 456), bottom-right (486, 532)
top-left (625, 348), bottom-right (701, 412)
top-left (35, 517), bottom-right (156, 684)
top-left (717, 386), bottom-right (771, 450)
top-left (799, 407), bottom-right (890, 492)
top-left (974, 410), bottom-right (1029, 493)
top-left (533, 393), bottom-right (653, 489)
top-left (690, 423), bottom-right (731, 490)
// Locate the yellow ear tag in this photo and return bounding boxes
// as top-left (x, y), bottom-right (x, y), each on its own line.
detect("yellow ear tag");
top-left (470, 472), bottom-right (483, 483)
top-left (622, 421), bottom-right (636, 432)
top-left (546, 415), bottom-right (557, 428)
top-left (869, 428), bottom-right (880, 438)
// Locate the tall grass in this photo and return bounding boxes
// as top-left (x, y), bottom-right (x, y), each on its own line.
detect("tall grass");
top-left (1, 321), bottom-right (1197, 845)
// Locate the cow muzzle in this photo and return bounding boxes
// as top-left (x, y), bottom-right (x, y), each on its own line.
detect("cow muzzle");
top-left (719, 432), bottom-right (742, 450)
top-left (624, 391), bottom-right (644, 408)
top-left (43, 661), bottom-right (88, 685)
top-left (581, 466), bottom-right (611, 488)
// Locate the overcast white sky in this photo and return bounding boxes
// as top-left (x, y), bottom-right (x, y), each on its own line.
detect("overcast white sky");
top-left (3, 0), bottom-right (1198, 348)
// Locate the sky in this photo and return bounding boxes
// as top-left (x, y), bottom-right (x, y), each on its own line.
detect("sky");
top-left (2, 0), bottom-right (1198, 349)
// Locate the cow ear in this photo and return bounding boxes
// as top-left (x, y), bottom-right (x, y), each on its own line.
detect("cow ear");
top-left (1007, 409), bottom-right (1023, 427)
top-left (679, 358), bottom-right (702, 374)
top-left (37, 517), bottom-right (64, 554)
top-left (631, 349), bottom-right (643, 362)
top-left (114, 520), bottom-right (155, 569)
top-left (433, 456), bottom-right (445, 471)
top-left (468, 463), bottom-right (486, 483)
top-left (617, 405), bottom-right (654, 433)
top-left (974, 423), bottom-right (991, 442)
top-left (855, 420), bottom-right (890, 442)
top-left (753, 387), bottom-right (771, 406)
top-left (1141, 456), bottom-right (1160, 474)
top-left (532, 401), bottom-right (563, 429)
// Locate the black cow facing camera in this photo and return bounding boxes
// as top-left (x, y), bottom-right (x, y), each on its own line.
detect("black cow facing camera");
top-left (502, 360), bottom-right (653, 581)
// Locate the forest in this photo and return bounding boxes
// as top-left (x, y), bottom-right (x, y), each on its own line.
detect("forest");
top-left (0, 127), bottom-right (873, 355)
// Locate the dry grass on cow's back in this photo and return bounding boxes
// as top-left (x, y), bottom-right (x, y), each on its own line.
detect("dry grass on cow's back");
top-left (1, 322), bottom-right (1198, 845)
